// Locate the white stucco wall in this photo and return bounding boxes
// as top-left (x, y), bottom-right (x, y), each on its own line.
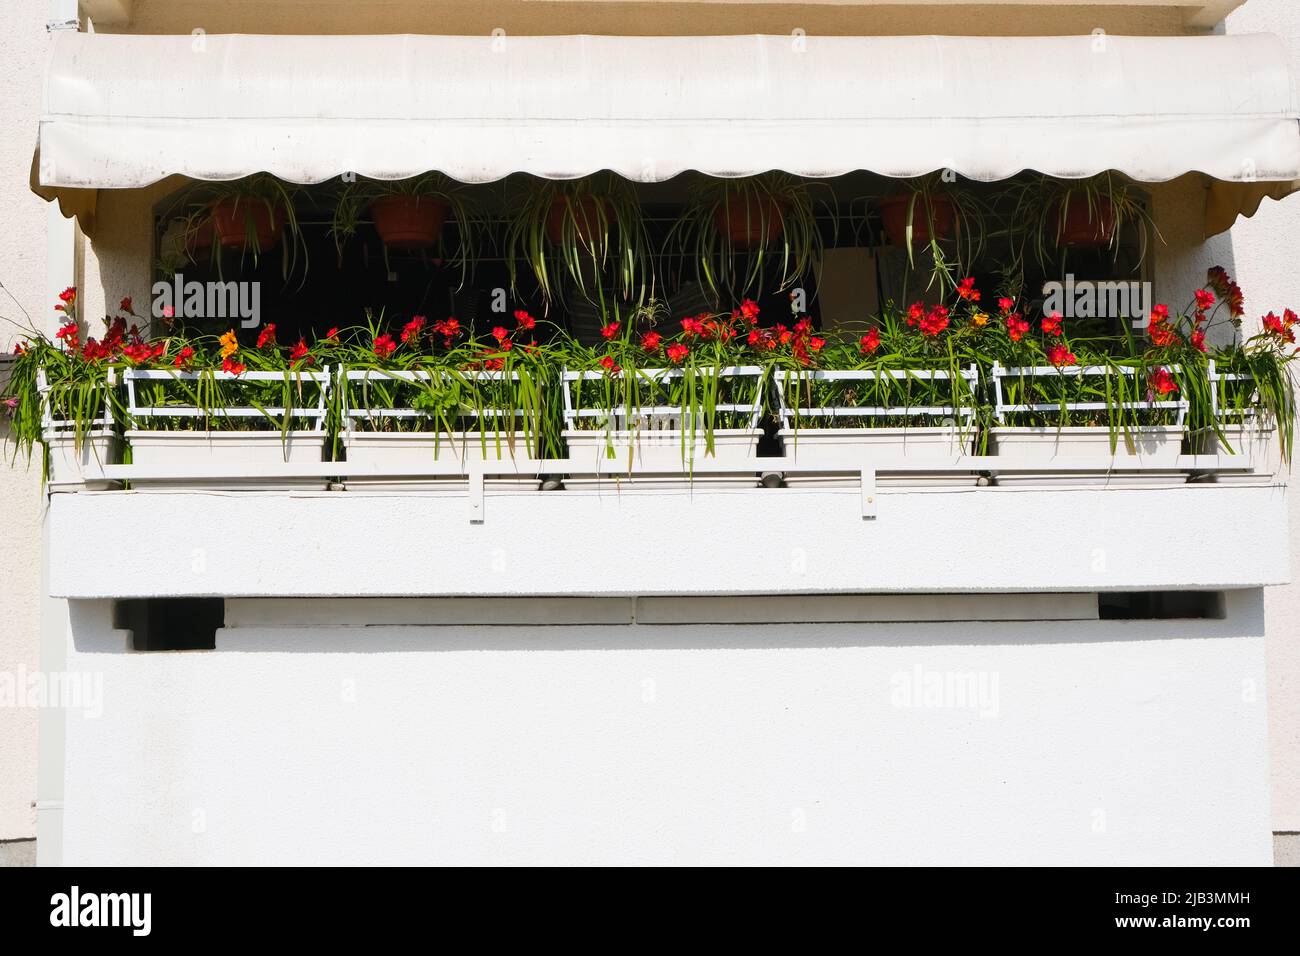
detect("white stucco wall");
top-left (60, 592), bottom-right (1272, 866)
top-left (0, 0), bottom-right (53, 842)
top-left (1224, 0), bottom-right (1300, 835)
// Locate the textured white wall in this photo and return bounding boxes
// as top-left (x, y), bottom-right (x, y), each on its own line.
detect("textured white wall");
top-left (1223, 0), bottom-right (1300, 834)
top-left (59, 592), bottom-right (1271, 866)
top-left (0, 0), bottom-right (53, 841)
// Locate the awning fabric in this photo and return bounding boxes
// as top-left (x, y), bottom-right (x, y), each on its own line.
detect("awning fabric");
top-left (33, 31), bottom-right (1300, 234)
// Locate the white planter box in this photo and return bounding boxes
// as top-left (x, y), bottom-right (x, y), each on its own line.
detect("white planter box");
top-left (123, 367), bottom-right (332, 490)
top-left (1200, 423), bottom-right (1278, 483)
top-left (126, 430), bottom-right (328, 490)
top-left (775, 365), bottom-right (979, 487)
top-left (990, 425), bottom-right (1185, 486)
top-left (342, 431), bottom-right (541, 492)
top-left (562, 366), bottom-right (766, 487)
top-left (563, 426), bottom-right (764, 489)
top-left (782, 426), bottom-right (976, 487)
top-left (43, 430), bottom-right (119, 492)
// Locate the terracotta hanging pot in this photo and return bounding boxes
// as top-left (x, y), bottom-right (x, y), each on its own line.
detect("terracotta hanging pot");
top-left (878, 195), bottom-right (957, 246)
top-left (713, 195), bottom-right (789, 249)
top-left (183, 215), bottom-right (216, 259)
top-left (1054, 196), bottom-right (1117, 247)
top-left (211, 198), bottom-right (286, 251)
top-left (545, 195), bottom-right (609, 245)
top-left (370, 195), bottom-right (450, 249)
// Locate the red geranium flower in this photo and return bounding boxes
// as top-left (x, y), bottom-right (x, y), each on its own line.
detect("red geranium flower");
top-left (1041, 312), bottom-right (1064, 337)
top-left (918, 305), bottom-right (949, 337)
top-left (641, 330), bottom-right (662, 351)
top-left (1149, 367), bottom-right (1178, 396)
top-left (600, 322), bottom-right (620, 340)
top-left (666, 343), bottom-right (689, 364)
top-left (373, 333), bottom-right (397, 358)
top-left (1046, 343), bottom-right (1077, 367)
top-left (1007, 313), bottom-right (1031, 342)
top-left (859, 328), bottom-right (881, 355)
top-left (514, 310), bottom-right (536, 331)
top-left (739, 299), bottom-right (760, 323)
top-left (956, 277), bottom-right (980, 302)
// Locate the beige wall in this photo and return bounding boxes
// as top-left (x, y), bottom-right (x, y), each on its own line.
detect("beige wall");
top-left (0, 0), bottom-right (52, 842)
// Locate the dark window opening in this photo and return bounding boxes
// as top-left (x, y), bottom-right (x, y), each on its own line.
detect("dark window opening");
top-left (115, 598), bottom-right (224, 651)
top-left (1097, 591), bottom-right (1225, 621)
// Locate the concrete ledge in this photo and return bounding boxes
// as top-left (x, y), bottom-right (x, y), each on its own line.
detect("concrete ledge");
top-left (49, 483), bottom-right (1290, 598)
top-left (0, 839), bottom-right (36, 867)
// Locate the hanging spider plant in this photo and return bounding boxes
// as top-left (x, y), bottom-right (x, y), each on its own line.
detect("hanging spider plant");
top-left (1008, 172), bottom-right (1160, 275)
top-left (668, 173), bottom-right (828, 300)
top-left (329, 173), bottom-right (481, 282)
top-left (162, 174), bottom-right (309, 286)
top-left (871, 174), bottom-right (987, 297)
top-left (505, 173), bottom-right (651, 307)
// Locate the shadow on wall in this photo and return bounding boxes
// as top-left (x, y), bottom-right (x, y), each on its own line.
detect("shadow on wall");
top-left (67, 589), bottom-right (1265, 655)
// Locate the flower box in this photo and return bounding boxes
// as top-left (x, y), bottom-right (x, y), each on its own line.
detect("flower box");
top-left (37, 370), bottom-right (118, 492)
top-left (561, 365), bottom-right (766, 487)
top-left (1193, 360), bottom-right (1278, 483)
top-left (123, 368), bottom-right (331, 490)
top-left (340, 368), bottom-right (543, 492)
top-left (989, 362), bottom-right (1189, 486)
top-left (774, 365), bottom-right (980, 487)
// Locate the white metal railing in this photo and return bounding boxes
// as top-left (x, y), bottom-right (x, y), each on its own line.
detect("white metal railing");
top-left (562, 365), bottom-right (766, 432)
top-left (38, 368), bottom-right (115, 434)
top-left (123, 367), bottom-right (332, 433)
top-left (1208, 359), bottom-right (1262, 423)
top-left (340, 367), bottom-right (529, 435)
top-left (991, 362), bottom-right (1188, 426)
top-left (774, 364), bottom-right (980, 430)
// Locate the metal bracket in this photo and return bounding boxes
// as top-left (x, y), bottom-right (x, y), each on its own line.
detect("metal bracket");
top-left (860, 468), bottom-right (876, 520)
top-left (468, 472), bottom-right (484, 524)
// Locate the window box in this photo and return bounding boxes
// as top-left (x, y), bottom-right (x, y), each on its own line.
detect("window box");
top-left (340, 368), bottom-right (542, 491)
top-left (37, 370), bottom-right (118, 492)
top-left (561, 366), bottom-right (765, 487)
top-left (774, 365), bottom-right (980, 487)
top-left (123, 368), bottom-right (330, 490)
top-left (1196, 359), bottom-right (1277, 483)
top-left (989, 362), bottom-right (1188, 486)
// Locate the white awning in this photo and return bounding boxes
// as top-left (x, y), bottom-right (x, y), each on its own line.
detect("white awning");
top-left (34, 31), bottom-right (1300, 231)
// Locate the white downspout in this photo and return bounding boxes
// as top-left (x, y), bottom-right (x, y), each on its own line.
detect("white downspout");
top-left (35, 0), bottom-right (80, 868)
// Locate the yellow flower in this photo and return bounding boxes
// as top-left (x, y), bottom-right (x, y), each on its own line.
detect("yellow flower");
top-left (219, 330), bottom-right (239, 358)
top-left (972, 312), bottom-right (989, 327)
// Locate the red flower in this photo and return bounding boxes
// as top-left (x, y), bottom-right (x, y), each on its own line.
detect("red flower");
top-left (1191, 329), bottom-right (1207, 353)
top-left (1148, 306), bottom-right (1179, 347)
top-left (739, 299), bottom-right (760, 323)
top-left (666, 343), bottom-right (689, 364)
top-left (956, 277), bottom-right (981, 302)
top-left (491, 326), bottom-right (509, 343)
top-left (600, 322), bottom-right (620, 340)
top-left (1007, 313), bottom-right (1031, 342)
top-left (680, 316), bottom-right (704, 338)
top-left (324, 327), bottom-right (340, 340)
top-left (514, 310), bottom-right (536, 331)
top-left (808, 336), bottom-right (826, 352)
top-left (373, 333), bottom-right (397, 358)
top-left (918, 305), bottom-right (949, 337)
top-left (290, 338), bottom-right (311, 366)
top-left (119, 296), bottom-right (134, 314)
top-left (55, 287), bottom-right (76, 313)
top-left (401, 316), bottom-right (426, 345)
top-left (55, 321), bottom-right (79, 348)
top-left (1262, 310), bottom-right (1297, 344)
top-left (906, 302), bottom-right (926, 327)
top-left (1149, 367), bottom-right (1178, 396)
top-left (997, 297), bottom-right (1015, 314)
top-left (1194, 289), bottom-right (1216, 312)
top-left (222, 357), bottom-right (246, 375)
top-left (1041, 312), bottom-right (1064, 337)
top-left (1207, 266), bottom-right (1245, 318)
top-left (598, 354), bottom-right (620, 375)
top-left (256, 324), bottom-right (277, 349)
top-left (173, 346), bottom-right (195, 369)
top-left (1149, 304), bottom-right (1170, 324)
top-left (433, 318), bottom-right (461, 346)
top-left (1046, 343), bottom-right (1077, 367)
top-left (859, 328), bottom-right (881, 355)
top-left (640, 330), bottom-right (662, 351)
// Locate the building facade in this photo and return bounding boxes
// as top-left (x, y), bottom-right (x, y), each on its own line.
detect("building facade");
top-left (2, 0), bottom-right (1299, 865)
